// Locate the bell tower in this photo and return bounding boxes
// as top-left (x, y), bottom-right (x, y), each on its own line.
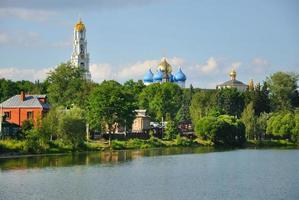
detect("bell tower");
top-left (71, 19), bottom-right (91, 80)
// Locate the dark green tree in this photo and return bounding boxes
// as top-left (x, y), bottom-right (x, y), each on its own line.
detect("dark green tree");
top-left (216, 88), bottom-right (245, 117)
top-left (176, 86), bottom-right (194, 122)
top-left (195, 115), bottom-right (245, 146)
top-left (87, 80), bottom-right (137, 144)
top-left (139, 82), bottom-right (183, 121)
top-left (123, 79), bottom-right (145, 107)
top-left (46, 62), bottom-right (90, 108)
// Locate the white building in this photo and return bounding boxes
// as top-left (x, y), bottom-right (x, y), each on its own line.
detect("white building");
top-left (71, 19), bottom-right (91, 80)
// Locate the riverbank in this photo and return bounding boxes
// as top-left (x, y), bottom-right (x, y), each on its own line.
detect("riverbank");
top-left (0, 138), bottom-right (297, 158)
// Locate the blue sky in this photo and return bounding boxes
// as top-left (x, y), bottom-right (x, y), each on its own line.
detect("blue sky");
top-left (0, 0), bottom-right (298, 88)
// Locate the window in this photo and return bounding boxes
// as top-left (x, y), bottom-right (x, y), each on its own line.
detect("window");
top-left (27, 111), bottom-right (34, 120)
top-left (4, 111), bottom-right (11, 120)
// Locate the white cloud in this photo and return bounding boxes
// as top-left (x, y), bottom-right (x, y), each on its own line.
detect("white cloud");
top-left (90, 63), bottom-right (113, 82)
top-left (117, 59), bottom-right (159, 81)
top-left (195, 57), bottom-right (218, 74)
top-left (0, 8), bottom-right (57, 22)
top-left (0, 56), bottom-right (269, 89)
top-left (0, 67), bottom-right (52, 81)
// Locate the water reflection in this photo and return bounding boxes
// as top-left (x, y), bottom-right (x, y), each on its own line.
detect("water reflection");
top-left (0, 147), bottom-right (221, 171)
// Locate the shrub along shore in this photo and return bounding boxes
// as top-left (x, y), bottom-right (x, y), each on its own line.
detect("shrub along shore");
top-left (0, 137), bottom-right (297, 157)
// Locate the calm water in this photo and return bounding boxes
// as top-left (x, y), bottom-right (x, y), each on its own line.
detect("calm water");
top-left (0, 147), bottom-right (299, 200)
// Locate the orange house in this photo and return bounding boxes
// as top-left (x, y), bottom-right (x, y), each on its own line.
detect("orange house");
top-left (0, 91), bottom-right (50, 127)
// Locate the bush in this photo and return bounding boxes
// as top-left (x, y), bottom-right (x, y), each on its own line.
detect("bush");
top-left (111, 140), bottom-right (126, 150)
top-left (175, 135), bottom-right (194, 146)
top-left (23, 129), bottom-right (49, 153)
top-left (0, 140), bottom-right (27, 153)
top-left (195, 115), bottom-right (246, 146)
top-left (57, 107), bottom-right (86, 149)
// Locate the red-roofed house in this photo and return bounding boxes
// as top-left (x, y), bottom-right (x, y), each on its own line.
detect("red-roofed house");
top-left (0, 91), bottom-right (50, 127)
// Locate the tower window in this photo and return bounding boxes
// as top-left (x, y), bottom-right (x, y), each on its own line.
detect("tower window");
top-left (80, 62), bottom-right (85, 67)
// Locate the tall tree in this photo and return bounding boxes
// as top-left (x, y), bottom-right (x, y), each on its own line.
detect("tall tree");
top-left (139, 82), bottom-right (183, 121)
top-left (241, 102), bottom-right (256, 140)
top-left (123, 79), bottom-right (145, 107)
top-left (176, 86), bottom-right (194, 122)
top-left (87, 80), bottom-right (137, 144)
top-left (267, 71), bottom-right (299, 111)
top-left (46, 62), bottom-right (89, 108)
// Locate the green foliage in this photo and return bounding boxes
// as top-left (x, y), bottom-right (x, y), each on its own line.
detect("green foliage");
top-left (139, 82), bottom-right (183, 121)
top-left (57, 107), bottom-right (86, 149)
top-left (87, 80), bottom-right (137, 134)
top-left (21, 120), bottom-right (34, 132)
top-left (175, 135), bottom-right (194, 146)
top-left (0, 79), bottom-right (48, 102)
top-left (256, 112), bottom-right (270, 139)
top-left (0, 140), bottom-right (27, 153)
top-left (47, 62), bottom-right (94, 108)
top-left (241, 102), bottom-right (257, 140)
top-left (267, 71), bottom-right (299, 111)
top-left (195, 115), bottom-right (246, 146)
top-left (40, 107), bottom-right (60, 140)
top-left (176, 86), bottom-right (194, 122)
top-left (244, 82), bottom-right (270, 115)
top-left (266, 111), bottom-right (298, 141)
top-left (216, 88), bottom-right (245, 117)
top-left (24, 128), bottom-right (49, 153)
top-left (164, 119), bottom-right (179, 140)
top-left (190, 90), bottom-right (217, 125)
top-left (123, 79), bottom-right (145, 107)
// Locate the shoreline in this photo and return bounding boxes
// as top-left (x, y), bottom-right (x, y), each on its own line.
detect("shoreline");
top-left (0, 139), bottom-right (297, 159)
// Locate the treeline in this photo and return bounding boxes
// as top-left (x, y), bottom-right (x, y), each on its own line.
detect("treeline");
top-left (1, 62), bottom-right (299, 151)
top-left (0, 79), bottom-right (48, 102)
top-left (191, 72), bottom-right (299, 145)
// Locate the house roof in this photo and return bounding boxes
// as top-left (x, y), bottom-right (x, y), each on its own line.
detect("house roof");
top-left (0, 94), bottom-right (50, 109)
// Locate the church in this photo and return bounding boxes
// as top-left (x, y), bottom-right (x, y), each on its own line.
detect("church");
top-left (143, 57), bottom-right (187, 88)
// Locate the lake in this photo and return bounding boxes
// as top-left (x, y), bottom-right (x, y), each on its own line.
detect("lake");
top-left (0, 147), bottom-right (299, 200)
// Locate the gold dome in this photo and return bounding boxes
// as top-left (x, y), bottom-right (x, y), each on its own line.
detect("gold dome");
top-left (158, 57), bottom-right (172, 74)
top-left (230, 69), bottom-right (236, 80)
top-left (75, 19), bottom-right (85, 32)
